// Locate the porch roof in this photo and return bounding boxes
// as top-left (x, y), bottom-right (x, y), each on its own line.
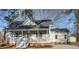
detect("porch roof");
top-left (5, 28), bottom-right (49, 31)
top-left (51, 28), bottom-right (69, 32)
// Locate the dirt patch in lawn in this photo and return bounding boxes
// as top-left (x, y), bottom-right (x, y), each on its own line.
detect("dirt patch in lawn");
top-left (28, 42), bottom-right (53, 48)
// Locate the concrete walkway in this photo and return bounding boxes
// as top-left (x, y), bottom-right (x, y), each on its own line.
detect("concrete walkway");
top-left (53, 44), bottom-right (79, 49)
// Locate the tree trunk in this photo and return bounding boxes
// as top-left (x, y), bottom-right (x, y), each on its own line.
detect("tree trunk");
top-left (77, 23), bottom-right (79, 42)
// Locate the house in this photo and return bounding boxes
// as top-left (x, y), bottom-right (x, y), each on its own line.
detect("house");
top-left (4, 19), bottom-right (70, 48)
top-left (4, 19), bottom-right (52, 48)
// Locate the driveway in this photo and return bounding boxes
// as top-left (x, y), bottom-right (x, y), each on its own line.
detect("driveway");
top-left (52, 44), bottom-right (79, 49)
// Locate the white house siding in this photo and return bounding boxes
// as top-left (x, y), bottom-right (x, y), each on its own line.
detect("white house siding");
top-left (30, 34), bottom-right (37, 42)
top-left (30, 34), bottom-right (49, 42)
top-left (5, 32), bottom-right (49, 44)
top-left (41, 34), bottom-right (49, 42)
top-left (49, 31), bottom-right (68, 43)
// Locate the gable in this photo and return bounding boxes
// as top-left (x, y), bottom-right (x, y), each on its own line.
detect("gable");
top-left (22, 18), bottom-right (36, 25)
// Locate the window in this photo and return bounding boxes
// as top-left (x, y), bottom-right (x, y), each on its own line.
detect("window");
top-left (15, 31), bottom-right (21, 37)
top-left (55, 35), bottom-right (57, 39)
top-left (64, 35), bottom-right (67, 39)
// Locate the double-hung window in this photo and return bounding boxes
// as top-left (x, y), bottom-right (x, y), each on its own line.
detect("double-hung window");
top-left (55, 35), bottom-right (57, 39)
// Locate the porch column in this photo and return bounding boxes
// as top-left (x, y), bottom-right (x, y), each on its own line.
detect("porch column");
top-left (12, 31), bottom-right (14, 44)
top-left (49, 25), bottom-right (51, 41)
top-left (22, 31), bottom-right (23, 36)
top-left (14, 31), bottom-right (17, 45)
top-left (37, 29), bottom-right (39, 42)
top-left (47, 30), bottom-right (49, 41)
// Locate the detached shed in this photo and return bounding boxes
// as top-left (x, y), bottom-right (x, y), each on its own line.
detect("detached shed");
top-left (68, 34), bottom-right (76, 43)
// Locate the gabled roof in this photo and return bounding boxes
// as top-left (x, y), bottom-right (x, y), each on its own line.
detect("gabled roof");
top-left (51, 28), bottom-right (69, 32)
top-left (6, 19), bottom-right (52, 29)
top-left (70, 34), bottom-right (76, 37)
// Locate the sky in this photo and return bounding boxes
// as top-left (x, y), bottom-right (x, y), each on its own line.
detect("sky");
top-left (0, 9), bottom-right (76, 34)
top-left (52, 12), bottom-right (76, 34)
top-left (33, 9), bottom-right (76, 34)
top-left (0, 10), bottom-right (9, 31)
